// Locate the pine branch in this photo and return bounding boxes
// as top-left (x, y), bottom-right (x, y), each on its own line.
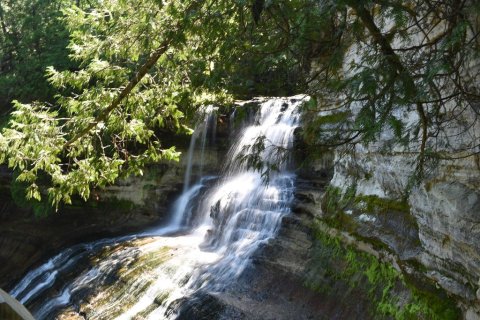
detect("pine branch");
top-left (63, 43), bottom-right (170, 149)
top-left (350, 2), bottom-right (429, 175)
top-left (63, 1), bottom-right (202, 150)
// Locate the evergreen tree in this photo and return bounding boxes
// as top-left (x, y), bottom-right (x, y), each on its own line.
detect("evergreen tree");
top-left (0, 0), bottom-right (77, 111)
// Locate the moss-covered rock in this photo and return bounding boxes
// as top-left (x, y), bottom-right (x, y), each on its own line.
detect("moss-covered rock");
top-left (305, 225), bottom-right (461, 320)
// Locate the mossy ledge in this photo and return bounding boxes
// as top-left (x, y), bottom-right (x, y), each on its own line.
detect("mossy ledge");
top-left (305, 221), bottom-right (461, 320)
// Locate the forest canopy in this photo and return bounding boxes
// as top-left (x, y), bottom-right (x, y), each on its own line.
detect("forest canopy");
top-left (0, 0), bottom-right (479, 209)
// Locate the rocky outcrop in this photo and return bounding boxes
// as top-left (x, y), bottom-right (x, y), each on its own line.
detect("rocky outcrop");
top-left (175, 201), bottom-right (460, 320)
top-left (320, 141), bottom-right (480, 317)
top-left (173, 147), bottom-right (461, 320)
top-left (303, 8), bottom-right (480, 316)
top-left (300, 125), bottom-right (480, 320)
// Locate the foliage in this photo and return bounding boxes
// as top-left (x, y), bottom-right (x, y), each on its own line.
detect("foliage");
top-left (0, 0), bottom-right (235, 208)
top-left (322, 184), bottom-right (357, 216)
top-left (0, 0), bottom-right (325, 209)
top-left (10, 172), bottom-right (54, 217)
top-left (235, 133), bottom-right (290, 184)
top-left (354, 195), bottom-right (410, 214)
top-left (0, 0), bottom-right (76, 110)
top-left (216, 0), bottom-right (328, 97)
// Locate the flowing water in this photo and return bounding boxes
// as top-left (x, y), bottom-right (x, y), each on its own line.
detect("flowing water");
top-left (10, 96), bottom-right (306, 319)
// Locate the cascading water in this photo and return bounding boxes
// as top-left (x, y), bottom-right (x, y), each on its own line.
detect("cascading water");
top-left (10, 96), bottom-right (307, 319)
top-left (182, 106), bottom-right (216, 193)
top-left (168, 106), bottom-right (217, 231)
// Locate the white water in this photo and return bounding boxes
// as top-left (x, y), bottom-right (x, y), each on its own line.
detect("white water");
top-left (182, 105), bottom-right (217, 192)
top-left (10, 96), bottom-right (306, 319)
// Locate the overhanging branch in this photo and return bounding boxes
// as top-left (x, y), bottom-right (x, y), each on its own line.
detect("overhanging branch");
top-left (63, 1), bottom-right (203, 150)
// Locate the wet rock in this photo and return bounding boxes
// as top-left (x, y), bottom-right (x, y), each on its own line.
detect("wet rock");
top-left (179, 214), bottom-right (415, 320)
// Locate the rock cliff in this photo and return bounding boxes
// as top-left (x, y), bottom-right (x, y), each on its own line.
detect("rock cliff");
top-left (314, 139), bottom-right (480, 319)
top-left (299, 7), bottom-right (480, 317)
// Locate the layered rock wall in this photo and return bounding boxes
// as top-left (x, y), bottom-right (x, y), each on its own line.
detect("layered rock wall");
top-left (304, 6), bottom-right (480, 317)
top-left (323, 144), bottom-right (480, 317)
top-left (307, 87), bottom-right (480, 318)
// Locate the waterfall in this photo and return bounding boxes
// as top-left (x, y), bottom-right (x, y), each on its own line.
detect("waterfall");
top-left (182, 105), bottom-right (216, 192)
top-left (166, 106), bottom-right (217, 231)
top-left (10, 96), bottom-right (307, 320)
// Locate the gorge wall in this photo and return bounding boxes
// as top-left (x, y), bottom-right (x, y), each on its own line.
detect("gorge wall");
top-left (306, 132), bottom-right (480, 319)
top-left (297, 7), bottom-right (480, 318)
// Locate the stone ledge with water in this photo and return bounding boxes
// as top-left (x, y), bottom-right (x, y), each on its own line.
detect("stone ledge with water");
top-left (10, 96), bottom-right (309, 319)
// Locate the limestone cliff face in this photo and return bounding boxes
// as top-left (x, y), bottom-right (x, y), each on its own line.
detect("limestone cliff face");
top-left (303, 8), bottom-right (480, 317)
top-left (323, 141), bottom-right (480, 317)
top-left (306, 70), bottom-right (480, 317)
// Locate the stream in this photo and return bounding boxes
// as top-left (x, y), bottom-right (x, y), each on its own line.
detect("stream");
top-left (10, 96), bottom-right (306, 319)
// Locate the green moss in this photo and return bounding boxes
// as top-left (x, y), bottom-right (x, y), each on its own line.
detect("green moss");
top-left (354, 195), bottom-right (410, 214)
top-left (305, 225), bottom-right (461, 320)
top-left (398, 281), bottom-right (460, 320)
top-left (322, 184), bottom-right (410, 217)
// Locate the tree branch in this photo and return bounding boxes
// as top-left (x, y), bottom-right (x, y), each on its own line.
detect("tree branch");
top-left (63, 43), bottom-right (170, 149)
top-left (63, 1), bottom-right (202, 149)
top-left (349, 2), bottom-right (429, 175)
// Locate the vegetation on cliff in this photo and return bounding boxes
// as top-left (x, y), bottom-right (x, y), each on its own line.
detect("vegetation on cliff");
top-left (306, 226), bottom-right (460, 320)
